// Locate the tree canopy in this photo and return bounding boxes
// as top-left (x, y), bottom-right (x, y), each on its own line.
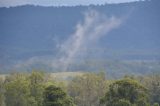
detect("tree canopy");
top-left (100, 78), bottom-right (150, 106)
top-left (43, 85), bottom-right (75, 106)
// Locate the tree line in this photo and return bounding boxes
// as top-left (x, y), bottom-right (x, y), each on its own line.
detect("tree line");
top-left (0, 71), bottom-right (160, 106)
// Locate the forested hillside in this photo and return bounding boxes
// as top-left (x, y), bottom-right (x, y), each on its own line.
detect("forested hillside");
top-left (0, 0), bottom-right (160, 77)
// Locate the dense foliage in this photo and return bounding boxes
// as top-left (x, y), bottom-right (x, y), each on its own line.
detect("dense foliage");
top-left (43, 85), bottom-right (75, 106)
top-left (68, 72), bottom-right (108, 106)
top-left (100, 78), bottom-right (149, 106)
top-left (0, 71), bottom-right (159, 106)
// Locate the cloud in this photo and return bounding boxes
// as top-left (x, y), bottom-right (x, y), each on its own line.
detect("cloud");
top-left (52, 10), bottom-right (123, 71)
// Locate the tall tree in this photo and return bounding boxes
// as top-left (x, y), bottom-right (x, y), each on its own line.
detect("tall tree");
top-left (100, 78), bottom-right (150, 106)
top-left (139, 74), bottom-right (160, 105)
top-left (68, 72), bottom-right (108, 106)
top-left (0, 78), bottom-right (5, 106)
top-left (4, 73), bottom-right (32, 106)
top-left (29, 71), bottom-right (45, 106)
top-left (43, 85), bottom-right (75, 106)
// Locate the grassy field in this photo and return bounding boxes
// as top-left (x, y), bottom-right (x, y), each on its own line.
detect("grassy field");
top-left (49, 72), bottom-right (84, 80)
top-left (0, 74), bottom-right (7, 80)
top-left (0, 72), bottom-right (84, 81)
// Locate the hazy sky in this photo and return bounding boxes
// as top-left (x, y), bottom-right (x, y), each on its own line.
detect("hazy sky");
top-left (0, 0), bottom-right (143, 7)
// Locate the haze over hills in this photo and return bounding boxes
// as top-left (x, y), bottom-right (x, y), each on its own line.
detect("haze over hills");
top-left (0, 0), bottom-right (160, 77)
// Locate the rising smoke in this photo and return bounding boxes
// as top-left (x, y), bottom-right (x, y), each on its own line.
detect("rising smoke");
top-left (52, 10), bottom-right (123, 71)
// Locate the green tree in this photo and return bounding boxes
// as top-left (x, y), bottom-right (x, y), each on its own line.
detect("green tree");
top-left (138, 74), bottom-right (160, 105)
top-left (68, 72), bottom-right (108, 106)
top-left (4, 73), bottom-right (32, 106)
top-left (0, 78), bottom-right (5, 106)
top-left (145, 74), bottom-right (160, 105)
top-left (43, 85), bottom-right (75, 106)
top-left (100, 78), bottom-right (150, 106)
top-left (28, 71), bottom-right (45, 106)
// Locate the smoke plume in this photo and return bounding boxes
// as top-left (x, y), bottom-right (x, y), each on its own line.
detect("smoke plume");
top-left (52, 10), bottom-right (123, 71)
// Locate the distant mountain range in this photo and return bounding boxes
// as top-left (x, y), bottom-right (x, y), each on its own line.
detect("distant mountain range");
top-left (0, 0), bottom-right (160, 77)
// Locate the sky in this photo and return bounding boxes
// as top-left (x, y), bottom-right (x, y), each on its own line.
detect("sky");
top-left (0, 0), bottom-right (143, 7)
